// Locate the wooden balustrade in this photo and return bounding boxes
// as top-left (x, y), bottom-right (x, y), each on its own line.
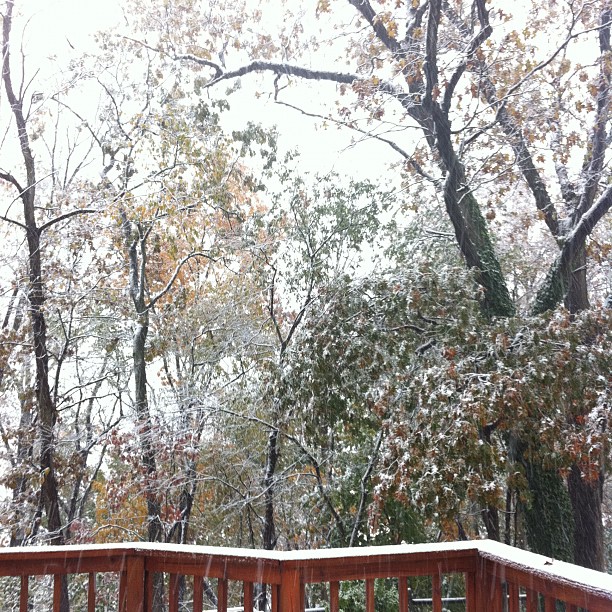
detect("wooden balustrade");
top-left (0, 539), bottom-right (609, 611)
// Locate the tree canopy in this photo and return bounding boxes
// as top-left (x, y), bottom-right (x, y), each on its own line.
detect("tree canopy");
top-left (0, 5), bottom-right (611, 610)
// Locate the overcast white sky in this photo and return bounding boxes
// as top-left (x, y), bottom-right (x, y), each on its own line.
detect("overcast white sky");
top-left (21, 0), bottom-right (120, 50)
top-left (12, 0), bottom-right (402, 182)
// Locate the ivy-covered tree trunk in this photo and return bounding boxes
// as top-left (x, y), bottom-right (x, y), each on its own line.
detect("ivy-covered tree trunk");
top-left (564, 245), bottom-right (605, 571)
top-left (427, 58), bottom-right (577, 567)
top-left (521, 461), bottom-right (574, 563)
top-left (568, 465), bottom-right (604, 571)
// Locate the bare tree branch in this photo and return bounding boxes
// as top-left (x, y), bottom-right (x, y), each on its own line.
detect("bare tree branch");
top-left (442, 0), bottom-right (492, 114)
top-left (0, 170), bottom-right (25, 194)
top-left (174, 53), bottom-right (223, 79)
top-left (575, 7), bottom-right (612, 222)
top-left (145, 251), bottom-right (215, 312)
top-left (348, 0), bottom-right (402, 55)
top-left (349, 428), bottom-right (383, 547)
top-left (38, 208), bottom-right (99, 233)
top-left (423, 0), bottom-right (441, 106)
top-left (443, 2), bottom-right (561, 239)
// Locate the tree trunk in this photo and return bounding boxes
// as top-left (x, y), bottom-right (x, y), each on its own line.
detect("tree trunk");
top-left (521, 461), bottom-right (574, 563)
top-left (121, 212), bottom-right (164, 608)
top-left (133, 318), bottom-right (165, 610)
top-left (257, 427), bottom-right (279, 611)
top-left (564, 246), bottom-right (605, 571)
top-left (2, 0), bottom-right (66, 548)
top-left (262, 427), bottom-right (279, 551)
top-left (2, 5), bottom-right (68, 608)
top-left (133, 320), bottom-right (163, 543)
top-left (568, 465), bottom-right (604, 571)
top-left (481, 506), bottom-right (500, 542)
top-left (564, 246), bottom-right (589, 314)
top-left (430, 105), bottom-right (515, 319)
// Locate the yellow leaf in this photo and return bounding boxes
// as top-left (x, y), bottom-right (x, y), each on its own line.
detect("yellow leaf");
top-left (316, 0), bottom-right (330, 14)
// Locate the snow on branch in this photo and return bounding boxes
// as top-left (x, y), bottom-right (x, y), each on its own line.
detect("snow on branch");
top-left (205, 60), bottom-right (358, 87)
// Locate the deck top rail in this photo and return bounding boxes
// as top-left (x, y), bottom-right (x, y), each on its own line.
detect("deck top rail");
top-left (0, 539), bottom-right (609, 611)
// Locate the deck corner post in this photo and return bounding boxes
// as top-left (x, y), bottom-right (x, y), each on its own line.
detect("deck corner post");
top-left (124, 553), bottom-right (145, 612)
top-left (481, 558), bottom-right (504, 612)
top-left (279, 564), bottom-right (303, 612)
top-left (465, 569), bottom-right (478, 612)
top-left (473, 551), bottom-right (495, 612)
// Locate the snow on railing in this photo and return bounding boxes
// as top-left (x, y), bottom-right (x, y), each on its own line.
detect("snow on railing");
top-left (0, 539), bottom-right (610, 611)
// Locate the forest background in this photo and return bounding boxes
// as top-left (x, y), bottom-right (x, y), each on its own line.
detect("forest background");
top-left (0, 0), bottom-right (611, 606)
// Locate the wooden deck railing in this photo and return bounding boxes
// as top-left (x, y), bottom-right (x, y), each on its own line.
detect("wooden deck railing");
top-left (0, 539), bottom-right (610, 611)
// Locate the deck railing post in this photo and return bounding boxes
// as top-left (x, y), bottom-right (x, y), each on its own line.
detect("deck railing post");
top-left (398, 576), bottom-right (409, 612)
top-left (432, 572), bottom-right (443, 612)
top-left (472, 553), bottom-right (486, 611)
top-left (121, 553), bottom-right (145, 612)
top-left (243, 580), bottom-right (254, 612)
top-left (329, 581), bottom-right (340, 612)
top-left (88, 573), bottom-right (96, 612)
top-left (525, 588), bottom-right (537, 612)
top-left (193, 576), bottom-right (204, 612)
top-left (53, 574), bottom-right (62, 611)
top-left (482, 559), bottom-right (504, 612)
top-left (465, 570), bottom-right (478, 612)
top-left (271, 583), bottom-right (280, 612)
top-left (20, 575), bottom-right (28, 612)
top-left (218, 577), bottom-right (229, 612)
top-left (279, 566), bottom-right (303, 612)
top-left (507, 581), bottom-right (520, 612)
top-left (169, 573), bottom-right (180, 612)
top-left (365, 578), bottom-right (375, 612)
